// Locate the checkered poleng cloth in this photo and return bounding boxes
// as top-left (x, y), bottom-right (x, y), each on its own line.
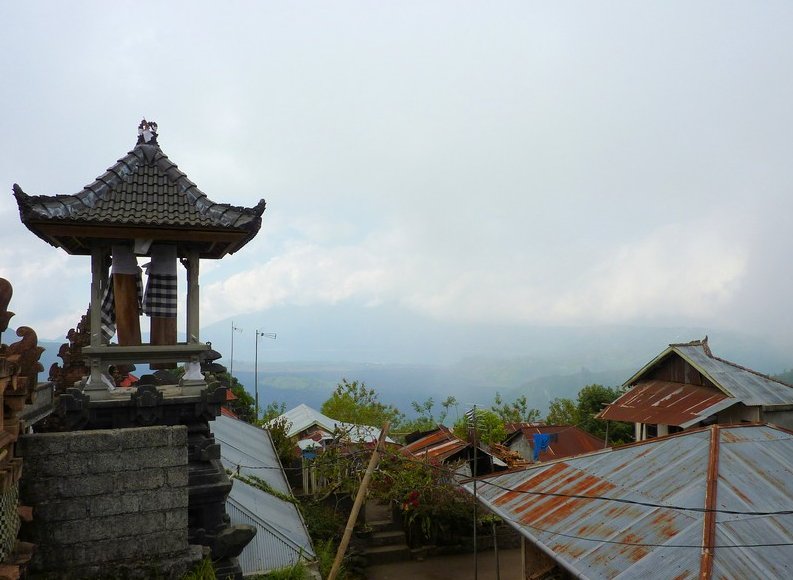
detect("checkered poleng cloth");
top-left (143, 274), bottom-right (178, 318)
top-left (100, 275), bottom-right (143, 341)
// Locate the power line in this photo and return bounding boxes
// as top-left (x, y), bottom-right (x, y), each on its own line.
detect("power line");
top-left (471, 476), bottom-right (793, 517)
top-left (494, 510), bottom-right (793, 549)
top-left (392, 449), bottom-right (793, 518)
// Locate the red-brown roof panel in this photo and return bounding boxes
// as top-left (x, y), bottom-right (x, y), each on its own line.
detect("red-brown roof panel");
top-left (598, 380), bottom-right (731, 426)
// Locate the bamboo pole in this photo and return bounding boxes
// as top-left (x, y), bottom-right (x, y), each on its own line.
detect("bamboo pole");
top-left (328, 422), bottom-right (390, 580)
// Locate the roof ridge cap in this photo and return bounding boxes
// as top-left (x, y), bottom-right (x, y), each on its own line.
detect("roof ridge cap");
top-left (709, 353), bottom-right (793, 388)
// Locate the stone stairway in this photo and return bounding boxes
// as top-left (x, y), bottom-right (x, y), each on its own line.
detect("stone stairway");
top-left (361, 500), bottom-right (411, 565)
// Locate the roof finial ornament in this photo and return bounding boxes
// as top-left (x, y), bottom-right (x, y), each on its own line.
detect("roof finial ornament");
top-left (137, 118), bottom-right (159, 146)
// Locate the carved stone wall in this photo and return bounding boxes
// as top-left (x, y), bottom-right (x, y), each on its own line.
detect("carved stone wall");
top-left (17, 425), bottom-right (202, 579)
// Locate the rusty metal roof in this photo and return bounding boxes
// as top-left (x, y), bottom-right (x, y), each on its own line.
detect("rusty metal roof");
top-left (598, 380), bottom-right (731, 428)
top-left (504, 424), bottom-right (605, 461)
top-left (13, 125), bottom-right (265, 258)
top-left (464, 424), bottom-right (793, 579)
top-left (401, 425), bottom-right (470, 462)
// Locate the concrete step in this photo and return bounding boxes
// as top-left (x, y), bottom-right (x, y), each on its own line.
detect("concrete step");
top-left (368, 518), bottom-right (400, 533)
top-left (363, 543), bottom-right (412, 565)
top-left (369, 530), bottom-right (407, 547)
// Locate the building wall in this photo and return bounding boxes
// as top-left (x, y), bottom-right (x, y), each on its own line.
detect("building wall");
top-left (17, 425), bottom-right (202, 579)
top-left (762, 409), bottom-right (793, 430)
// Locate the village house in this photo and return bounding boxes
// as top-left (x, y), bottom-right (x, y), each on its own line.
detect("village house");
top-left (499, 423), bottom-right (605, 463)
top-left (401, 425), bottom-right (508, 477)
top-left (465, 423), bottom-right (793, 579)
top-left (598, 337), bottom-right (793, 441)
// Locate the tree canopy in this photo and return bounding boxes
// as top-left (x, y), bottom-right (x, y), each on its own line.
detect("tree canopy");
top-left (546, 384), bottom-right (632, 444)
top-left (491, 392), bottom-right (541, 424)
top-left (452, 407), bottom-right (507, 445)
top-left (320, 379), bottom-right (404, 429)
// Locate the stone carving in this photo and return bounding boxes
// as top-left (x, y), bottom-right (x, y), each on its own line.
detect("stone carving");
top-left (0, 278), bottom-right (39, 575)
top-left (48, 309), bottom-right (90, 395)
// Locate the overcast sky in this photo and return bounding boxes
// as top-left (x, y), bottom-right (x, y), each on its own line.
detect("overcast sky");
top-left (1, 2), bottom-right (792, 354)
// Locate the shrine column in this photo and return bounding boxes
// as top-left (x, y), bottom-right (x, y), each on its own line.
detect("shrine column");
top-left (185, 249), bottom-right (200, 343)
top-left (90, 248), bottom-right (104, 348)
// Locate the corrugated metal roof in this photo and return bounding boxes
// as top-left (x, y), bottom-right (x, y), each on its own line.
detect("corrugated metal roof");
top-left (673, 344), bottom-right (793, 406)
top-left (507, 424), bottom-right (606, 461)
top-left (272, 403), bottom-right (393, 443)
top-left (598, 380), bottom-right (731, 427)
top-left (212, 415), bottom-right (315, 575)
top-left (464, 424), bottom-right (793, 579)
top-left (401, 425), bottom-right (470, 462)
top-left (622, 340), bottom-right (793, 407)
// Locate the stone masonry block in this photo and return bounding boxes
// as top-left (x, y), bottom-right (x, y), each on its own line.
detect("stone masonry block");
top-left (127, 446), bottom-right (187, 470)
top-left (85, 493), bottom-right (140, 518)
top-left (139, 488), bottom-right (189, 512)
top-left (20, 476), bottom-right (59, 504)
top-left (115, 467), bottom-right (166, 492)
top-left (83, 450), bottom-right (130, 474)
top-left (68, 526), bottom-right (183, 565)
top-left (17, 432), bottom-right (68, 457)
top-left (33, 498), bottom-right (87, 522)
top-left (118, 425), bottom-right (174, 450)
top-left (164, 508), bottom-right (189, 531)
top-left (23, 453), bottom-right (85, 478)
top-left (164, 465), bottom-right (189, 487)
top-left (137, 529), bottom-right (190, 555)
top-left (68, 429), bottom-right (121, 453)
top-left (56, 473), bottom-right (117, 498)
top-left (52, 511), bottom-right (166, 545)
top-left (169, 425), bottom-right (188, 446)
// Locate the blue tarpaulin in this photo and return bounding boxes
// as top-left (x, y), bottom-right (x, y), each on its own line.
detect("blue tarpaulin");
top-left (533, 433), bottom-right (551, 461)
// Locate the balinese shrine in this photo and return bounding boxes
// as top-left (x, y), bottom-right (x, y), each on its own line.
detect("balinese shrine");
top-left (12, 120), bottom-right (264, 578)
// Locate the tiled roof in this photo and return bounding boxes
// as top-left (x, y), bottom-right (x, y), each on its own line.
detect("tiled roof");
top-left (464, 424), bottom-right (793, 579)
top-left (13, 136), bottom-right (265, 257)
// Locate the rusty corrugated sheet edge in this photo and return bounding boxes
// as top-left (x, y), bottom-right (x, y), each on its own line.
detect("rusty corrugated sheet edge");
top-left (598, 381), bottom-right (732, 426)
top-left (699, 425), bottom-right (720, 580)
top-left (465, 420), bottom-right (777, 487)
top-left (678, 399), bottom-right (737, 429)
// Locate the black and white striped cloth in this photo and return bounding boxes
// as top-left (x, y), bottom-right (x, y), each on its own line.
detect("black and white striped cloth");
top-left (143, 274), bottom-right (178, 318)
top-left (100, 275), bottom-right (143, 341)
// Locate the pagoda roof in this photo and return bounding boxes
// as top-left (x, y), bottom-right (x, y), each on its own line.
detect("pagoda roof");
top-left (13, 122), bottom-right (265, 259)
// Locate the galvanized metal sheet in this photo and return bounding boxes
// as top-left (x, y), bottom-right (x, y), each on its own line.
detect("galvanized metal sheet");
top-left (212, 415), bottom-right (315, 575)
top-left (270, 403), bottom-right (391, 443)
top-left (675, 345), bottom-right (793, 406)
top-left (465, 425), bottom-right (793, 579)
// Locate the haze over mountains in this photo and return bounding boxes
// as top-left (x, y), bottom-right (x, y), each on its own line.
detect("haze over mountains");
top-left (34, 302), bottom-right (788, 420)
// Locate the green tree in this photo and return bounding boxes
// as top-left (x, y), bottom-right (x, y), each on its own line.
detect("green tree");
top-left (261, 401), bottom-right (287, 423)
top-left (320, 378), bottom-right (404, 429)
top-left (546, 397), bottom-right (578, 425)
top-left (452, 408), bottom-right (507, 445)
top-left (545, 384), bottom-right (632, 444)
top-left (491, 392), bottom-right (541, 424)
top-left (576, 384), bottom-right (631, 442)
top-left (400, 395), bottom-right (459, 436)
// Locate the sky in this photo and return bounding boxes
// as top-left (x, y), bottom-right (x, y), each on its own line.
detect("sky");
top-left (1, 2), bottom-right (793, 362)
